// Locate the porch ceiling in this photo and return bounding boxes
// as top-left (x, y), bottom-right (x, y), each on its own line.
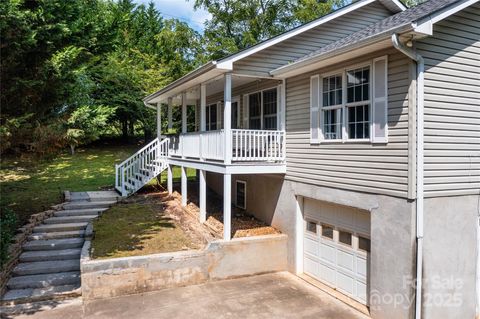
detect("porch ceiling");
top-left (146, 74), bottom-right (271, 107)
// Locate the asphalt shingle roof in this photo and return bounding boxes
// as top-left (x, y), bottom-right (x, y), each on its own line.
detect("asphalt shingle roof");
top-left (291, 0), bottom-right (462, 65)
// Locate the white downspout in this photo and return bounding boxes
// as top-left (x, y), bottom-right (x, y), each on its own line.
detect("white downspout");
top-left (392, 33), bottom-right (424, 319)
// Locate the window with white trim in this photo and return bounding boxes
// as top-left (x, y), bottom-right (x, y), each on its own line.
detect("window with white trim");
top-left (248, 88), bottom-right (278, 130)
top-left (205, 103), bottom-right (217, 131)
top-left (235, 180), bottom-right (246, 209)
top-left (310, 57), bottom-right (387, 144)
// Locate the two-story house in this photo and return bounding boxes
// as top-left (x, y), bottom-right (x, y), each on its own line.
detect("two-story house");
top-left (115, 0), bottom-right (480, 318)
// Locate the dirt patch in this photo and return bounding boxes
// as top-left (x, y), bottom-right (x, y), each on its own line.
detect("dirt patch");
top-left (91, 192), bottom-right (209, 259)
top-left (173, 182), bottom-right (280, 239)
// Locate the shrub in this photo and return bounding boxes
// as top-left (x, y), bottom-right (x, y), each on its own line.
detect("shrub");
top-left (0, 208), bottom-right (17, 267)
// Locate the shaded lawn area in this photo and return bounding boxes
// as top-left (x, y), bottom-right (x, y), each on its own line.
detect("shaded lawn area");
top-left (1, 143), bottom-right (197, 227)
top-left (0, 145), bottom-right (137, 226)
top-left (91, 195), bottom-right (201, 259)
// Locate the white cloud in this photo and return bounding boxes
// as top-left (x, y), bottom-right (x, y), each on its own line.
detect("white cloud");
top-left (134, 0), bottom-right (211, 32)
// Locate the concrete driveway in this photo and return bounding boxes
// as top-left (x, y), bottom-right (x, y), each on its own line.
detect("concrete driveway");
top-left (6, 272), bottom-right (369, 319)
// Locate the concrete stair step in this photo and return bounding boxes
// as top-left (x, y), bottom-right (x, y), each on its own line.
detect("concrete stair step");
top-left (23, 238), bottom-right (84, 251)
top-left (33, 222), bottom-right (87, 233)
top-left (28, 230), bottom-right (85, 241)
top-left (63, 201), bottom-right (116, 210)
top-left (54, 208), bottom-right (107, 217)
top-left (12, 260), bottom-right (80, 276)
top-left (7, 272), bottom-right (80, 290)
top-left (1, 284), bottom-right (81, 305)
top-left (19, 249), bottom-right (81, 262)
top-left (43, 215), bottom-right (98, 224)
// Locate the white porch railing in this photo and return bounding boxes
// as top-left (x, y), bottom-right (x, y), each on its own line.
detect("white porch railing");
top-left (169, 129), bottom-right (285, 163)
top-left (115, 137), bottom-right (169, 196)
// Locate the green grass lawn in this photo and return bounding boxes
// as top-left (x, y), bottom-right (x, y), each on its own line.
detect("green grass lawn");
top-left (0, 143), bottom-right (196, 227)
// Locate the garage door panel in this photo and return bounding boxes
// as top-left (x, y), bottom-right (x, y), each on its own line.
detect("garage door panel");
top-left (320, 242), bottom-right (336, 264)
top-left (356, 281), bottom-right (367, 303)
top-left (337, 249), bottom-right (355, 272)
top-left (304, 237), bottom-right (319, 257)
top-left (304, 256), bottom-right (319, 278)
top-left (318, 263), bottom-right (336, 287)
top-left (336, 271), bottom-right (355, 296)
top-left (356, 255), bottom-right (368, 278)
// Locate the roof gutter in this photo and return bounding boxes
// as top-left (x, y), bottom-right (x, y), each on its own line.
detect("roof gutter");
top-left (392, 33), bottom-right (424, 319)
top-left (143, 61), bottom-right (219, 103)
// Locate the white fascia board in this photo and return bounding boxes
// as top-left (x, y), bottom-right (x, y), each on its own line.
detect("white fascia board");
top-left (413, 0), bottom-right (479, 34)
top-left (217, 0), bottom-right (380, 66)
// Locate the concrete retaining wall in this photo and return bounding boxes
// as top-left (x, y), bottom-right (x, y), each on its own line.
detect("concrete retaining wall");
top-left (81, 234), bottom-right (288, 300)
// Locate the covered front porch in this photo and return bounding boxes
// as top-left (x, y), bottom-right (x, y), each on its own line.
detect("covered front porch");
top-left (145, 71), bottom-right (286, 240)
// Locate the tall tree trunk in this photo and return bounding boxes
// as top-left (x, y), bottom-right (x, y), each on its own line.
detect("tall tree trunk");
top-left (70, 144), bottom-right (75, 155)
top-left (122, 120), bottom-right (128, 141)
top-left (128, 121), bottom-right (134, 138)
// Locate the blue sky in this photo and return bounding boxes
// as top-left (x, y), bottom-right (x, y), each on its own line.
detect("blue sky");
top-left (134, 0), bottom-right (211, 32)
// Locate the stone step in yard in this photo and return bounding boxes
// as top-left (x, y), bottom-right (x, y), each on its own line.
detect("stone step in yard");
top-left (1, 190), bottom-right (120, 306)
top-left (19, 249), bottom-right (81, 262)
top-left (12, 260), bottom-right (80, 276)
top-left (1, 284), bottom-right (81, 304)
top-left (28, 230), bottom-right (85, 241)
top-left (33, 222), bottom-right (88, 233)
top-left (43, 215), bottom-right (98, 224)
top-left (7, 272), bottom-right (80, 289)
top-left (23, 238), bottom-right (84, 251)
top-left (63, 200), bottom-right (116, 210)
top-left (54, 208), bottom-right (107, 217)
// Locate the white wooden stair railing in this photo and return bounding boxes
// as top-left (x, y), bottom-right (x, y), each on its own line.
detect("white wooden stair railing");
top-left (115, 138), bottom-right (169, 196)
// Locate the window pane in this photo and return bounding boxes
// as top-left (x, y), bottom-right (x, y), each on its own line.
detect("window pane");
top-left (322, 74), bottom-right (342, 107)
top-left (322, 224), bottom-right (334, 239)
top-left (359, 236), bottom-right (370, 252)
top-left (306, 221), bottom-right (317, 234)
top-left (323, 108), bottom-right (342, 140)
top-left (231, 102), bottom-right (238, 129)
top-left (347, 105), bottom-right (370, 139)
top-left (347, 66), bottom-right (370, 103)
top-left (339, 230), bottom-right (352, 246)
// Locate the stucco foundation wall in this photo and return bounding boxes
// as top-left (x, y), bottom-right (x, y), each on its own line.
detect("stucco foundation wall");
top-left (81, 234), bottom-right (287, 301)
top-left (270, 180), bottom-right (416, 319)
top-left (422, 195), bottom-right (478, 319)
top-left (206, 172), bottom-right (284, 224)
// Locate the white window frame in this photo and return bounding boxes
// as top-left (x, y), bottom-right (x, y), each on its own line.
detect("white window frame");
top-left (235, 180), bottom-right (247, 210)
top-left (245, 86), bottom-right (279, 130)
top-left (313, 61), bottom-right (375, 144)
top-left (205, 102), bottom-right (220, 131)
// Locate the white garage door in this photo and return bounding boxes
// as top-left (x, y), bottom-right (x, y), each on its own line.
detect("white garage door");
top-left (303, 199), bottom-right (370, 305)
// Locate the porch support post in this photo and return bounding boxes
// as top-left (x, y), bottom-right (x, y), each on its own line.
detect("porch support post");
top-left (156, 102), bottom-right (162, 139)
top-left (167, 97), bottom-right (173, 131)
top-left (182, 92), bottom-right (187, 134)
top-left (181, 166), bottom-right (187, 206)
top-left (199, 169), bottom-right (206, 223)
top-left (223, 173), bottom-right (231, 240)
top-left (200, 84), bottom-right (206, 131)
top-left (224, 73), bottom-right (232, 165)
top-left (167, 165), bottom-right (173, 194)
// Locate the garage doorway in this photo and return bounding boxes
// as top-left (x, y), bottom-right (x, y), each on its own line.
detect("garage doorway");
top-left (302, 199), bottom-right (370, 305)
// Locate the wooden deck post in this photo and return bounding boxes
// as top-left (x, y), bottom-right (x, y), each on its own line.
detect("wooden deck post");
top-left (156, 102), bottom-right (162, 139)
top-left (181, 166), bottom-right (187, 207)
top-left (167, 97), bottom-right (173, 131)
top-left (199, 169), bottom-right (206, 223)
top-left (182, 92), bottom-right (187, 134)
top-left (224, 74), bottom-right (232, 165)
top-left (223, 173), bottom-right (231, 240)
top-left (167, 165), bottom-right (173, 194)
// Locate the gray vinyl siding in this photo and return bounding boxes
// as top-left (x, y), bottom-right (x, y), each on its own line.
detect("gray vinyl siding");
top-left (233, 1), bottom-right (392, 77)
top-left (417, 3), bottom-right (480, 197)
top-left (285, 50), bottom-right (411, 198)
